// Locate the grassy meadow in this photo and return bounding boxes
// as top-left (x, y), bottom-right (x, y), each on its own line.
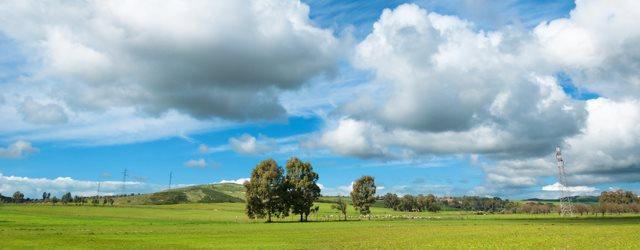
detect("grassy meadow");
top-left (1, 202), bottom-right (640, 249)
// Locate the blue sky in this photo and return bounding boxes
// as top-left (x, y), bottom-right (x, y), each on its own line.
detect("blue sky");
top-left (1, 0), bottom-right (640, 199)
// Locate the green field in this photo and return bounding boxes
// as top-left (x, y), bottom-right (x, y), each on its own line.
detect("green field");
top-left (1, 202), bottom-right (639, 249)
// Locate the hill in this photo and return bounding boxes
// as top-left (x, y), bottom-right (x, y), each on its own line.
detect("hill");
top-left (523, 196), bottom-right (599, 203)
top-left (113, 183), bottom-right (245, 205)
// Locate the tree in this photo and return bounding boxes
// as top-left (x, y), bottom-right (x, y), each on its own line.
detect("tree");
top-left (382, 193), bottom-right (400, 210)
top-left (61, 192), bottom-right (72, 204)
top-left (12, 191), bottom-right (24, 203)
top-left (42, 192), bottom-right (49, 203)
top-left (51, 196), bottom-right (59, 205)
top-left (331, 196), bottom-right (348, 221)
top-left (244, 159), bottom-right (289, 222)
top-left (285, 157), bottom-right (321, 222)
top-left (350, 175), bottom-right (376, 218)
top-left (600, 190), bottom-right (639, 204)
top-left (399, 194), bottom-right (417, 212)
top-left (91, 196), bottom-right (100, 206)
top-left (424, 194), bottom-right (441, 213)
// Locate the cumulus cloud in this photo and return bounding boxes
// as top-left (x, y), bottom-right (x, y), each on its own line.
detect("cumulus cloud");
top-left (484, 98), bottom-right (640, 189)
top-left (0, 173), bottom-right (158, 198)
top-left (218, 178), bottom-right (250, 185)
top-left (534, 0), bottom-right (640, 98)
top-left (0, 140), bottom-right (38, 158)
top-left (560, 98), bottom-right (640, 184)
top-left (312, 2), bottom-right (640, 196)
top-left (229, 134), bottom-right (276, 155)
top-left (184, 158), bottom-right (207, 168)
top-left (0, 0), bottom-right (341, 143)
top-left (319, 118), bottom-right (388, 158)
top-left (318, 4), bottom-right (585, 160)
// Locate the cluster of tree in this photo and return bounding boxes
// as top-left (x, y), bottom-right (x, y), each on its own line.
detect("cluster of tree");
top-left (381, 193), bottom-right (441, 212)
top-left (599, 190), bottom-right (639, 204)
top-left (591, 203), bottom-right (640, 215)
top-left (244, 158), bottom-right (321, 222)
top-left (244, 158), bottom-right (379, 222)
top-left (519, 202), bottom-right (554, 214)
top-left (445, 196), bottom-right (518, 213)
top-left (0, 193), bottom-right (10, 203)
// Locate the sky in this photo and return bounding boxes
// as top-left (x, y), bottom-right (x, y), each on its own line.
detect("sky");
top-left (1, 0), bottom-right (640, 199)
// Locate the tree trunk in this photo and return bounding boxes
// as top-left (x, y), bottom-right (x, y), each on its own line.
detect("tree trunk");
top-left (304, 213), bottom-right (308, 222)
top-left (300, 213), bottom-right (303, 222)
top-left (267, 211), bottom-right (272, 222)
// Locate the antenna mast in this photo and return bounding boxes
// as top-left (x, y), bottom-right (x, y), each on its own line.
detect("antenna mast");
top-left (555, 146), bottom-right (573, 217)
top-left (169, 171), bottom-right (173, 189)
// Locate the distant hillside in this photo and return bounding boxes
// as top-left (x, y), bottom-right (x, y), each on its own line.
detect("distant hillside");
top-left (523, 196), bottom-right (599, 203)
top-left (114, 183), bottom-right (245, 205)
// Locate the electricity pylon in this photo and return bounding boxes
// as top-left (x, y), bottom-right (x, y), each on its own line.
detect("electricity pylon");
top-left (555, 146), bottom-right (573, 217)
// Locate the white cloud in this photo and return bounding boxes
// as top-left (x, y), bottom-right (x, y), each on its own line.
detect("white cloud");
top-left (0, 140), bottom-right (38, 158)
top-left (542, 182), bottom-right (598, 195)
top-left (229, 134), bottom-right (276, 155)
top-left (218, 178), bottom-right (250, 185)
top-left (184, 158), bottom-right (207, 168)
top-left (0, 173), bottom-right (158, 198)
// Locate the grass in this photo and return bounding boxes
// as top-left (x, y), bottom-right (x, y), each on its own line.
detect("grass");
top-left (1, 202), bottom-right (639, 249)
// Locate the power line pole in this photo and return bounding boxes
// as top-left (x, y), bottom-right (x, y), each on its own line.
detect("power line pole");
top-left (168, 171), bottom-right (173, 190)
top-left (555, 146), bottom-right (573, 217)
top-left (121, 169), bottom-right (128, 195)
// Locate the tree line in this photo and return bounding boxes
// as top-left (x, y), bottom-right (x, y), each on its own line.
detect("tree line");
top-left (381, 193), bottom-right (441, 212)
top-left (0, 191), bottom-right (115, 206)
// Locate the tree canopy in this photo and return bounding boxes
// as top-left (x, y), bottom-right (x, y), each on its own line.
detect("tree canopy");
top-left (285, 157), bottom-right (321, 222)
top-left (350, 175), bottom-right (376, 216)
top-left (244, 159), bottom-right (289, 222)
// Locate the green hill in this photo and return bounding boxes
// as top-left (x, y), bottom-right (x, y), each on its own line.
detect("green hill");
top-left (113, 183), bottom-right (245, 205)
